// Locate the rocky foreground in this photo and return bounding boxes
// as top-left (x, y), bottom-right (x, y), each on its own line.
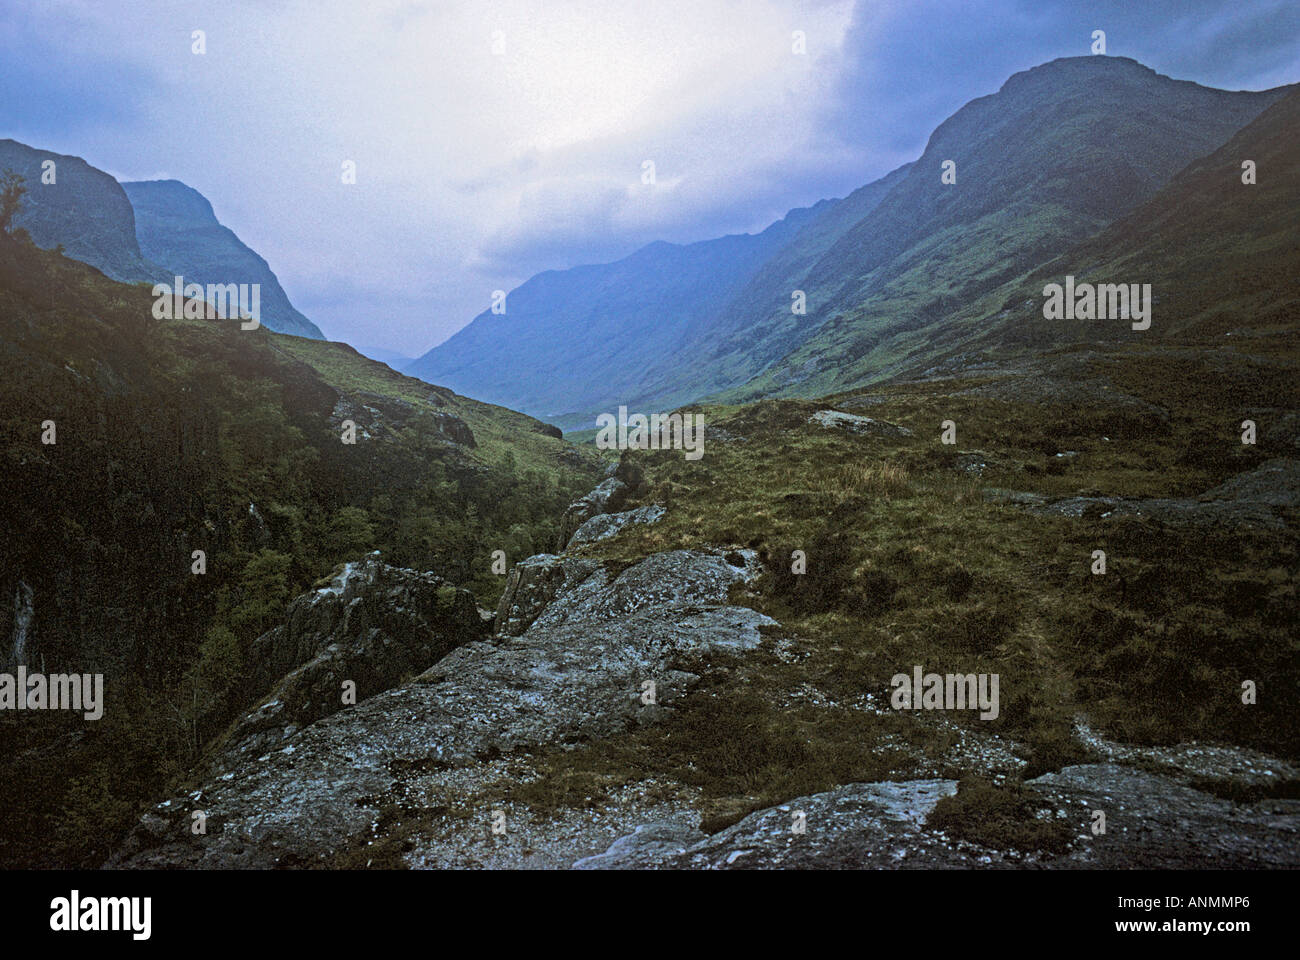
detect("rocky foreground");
top-left (110, 467), bottom-right (1300, 870)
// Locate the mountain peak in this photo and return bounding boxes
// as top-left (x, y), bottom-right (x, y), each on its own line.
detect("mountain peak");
top-left (121, 178), bottom-right (218, 225)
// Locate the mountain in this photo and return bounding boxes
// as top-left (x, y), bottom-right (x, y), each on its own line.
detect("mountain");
top-left (1000, 84), bottom-right (1300, 344)
top-left (857, 84), bottom-right (1300, 385)
top-left (0, 139), bottom-right (157, 283)
top-left (408, 57), bottom-right (1290, 426)
top-left (724, 57), bottom-right (1294, 401)
top-left (0, 141), bottom-right (324, 338)
top-left (406, 201), bottom-right (832, 429)
top-left (123, 179), bottom-right (324, 339)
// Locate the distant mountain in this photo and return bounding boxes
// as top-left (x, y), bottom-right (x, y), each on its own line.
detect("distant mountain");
top-left (0, 141), bottom-right (323, 338)
top-left (405, 201), bottom-right (830, 429)
top-left (0, 139), bottom-right (157, 283)
top-left (353, 345), bottom-right (414, 369)
top-left (123, 179), bottom-right (324, 339)
top-left (408, 57), bottom-right (1291, 425)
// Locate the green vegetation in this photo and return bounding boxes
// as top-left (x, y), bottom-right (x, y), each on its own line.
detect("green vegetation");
top-left (0, 238), bottom-right (601, 866)
top-left (495, 359), bottom-right (1296, 840)
top-left (926, 776), bottom-right (1075, 854)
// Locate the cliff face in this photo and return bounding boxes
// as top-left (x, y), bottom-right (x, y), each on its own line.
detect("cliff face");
top-left (0, 139), bottom-right (158, 283)
top-left (123, 179), bottom-right (324, 338)
top-left (0, 142), bottom-right (324, 337)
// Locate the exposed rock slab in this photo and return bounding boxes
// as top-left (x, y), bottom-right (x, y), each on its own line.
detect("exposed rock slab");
top-left (811, 409), bottom-right (913, 438)
top-left (110, 549), bottom-right (773, 869)
top-left (581, 764), bottom-right (1300, 869)
top-left (568, 504), bottom-right (666, 547)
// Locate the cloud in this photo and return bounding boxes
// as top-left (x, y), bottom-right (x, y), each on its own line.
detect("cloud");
top-left (2, 0), bottom-right (1295, 354)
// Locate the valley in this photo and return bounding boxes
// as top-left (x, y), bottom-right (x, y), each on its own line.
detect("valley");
top-left (0, 45), bottom-right (1295, 873)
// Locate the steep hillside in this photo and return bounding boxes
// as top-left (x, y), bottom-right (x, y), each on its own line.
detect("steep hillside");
top-left (997, 84), bottom-right (1300, 346)
top-left (406, 202), bottom-right (829, 429)
top-left (726, 57), bottom-right (1293, 401)
top-left (123, 179), bottom-right (324, 338)
top-left (0, 236), bottom-right (600, 867)
top-left (0, 139), bottom-right (157, 283)
top-left (862, 86), bottom-right (1300, 385)
top-left (645, 162), bottom-right (914, 414)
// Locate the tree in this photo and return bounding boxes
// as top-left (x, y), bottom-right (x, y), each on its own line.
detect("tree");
top-left (0, 170), bottom-right (27, 236)
top-left (230, 548), bottom-right (293, 636)
top-left (327, 506), bottom-right (375, 558)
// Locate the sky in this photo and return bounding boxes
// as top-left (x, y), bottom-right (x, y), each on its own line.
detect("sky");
top-left (2, 0), bottom-right (1298, 357)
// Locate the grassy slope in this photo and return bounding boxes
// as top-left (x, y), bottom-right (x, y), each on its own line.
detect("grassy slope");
top-left (487, 347), bottom-right (1297, 831)
top-left (718, 60), bottom-right (1292, 403)
top-left (272, 334), bottom-right (594, 486)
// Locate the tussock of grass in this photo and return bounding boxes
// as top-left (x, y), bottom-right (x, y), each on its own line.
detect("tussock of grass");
top-left (926, 776), bottom-right (1075, 854)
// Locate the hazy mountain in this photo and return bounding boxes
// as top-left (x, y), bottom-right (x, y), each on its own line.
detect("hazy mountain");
top-left (0, 140), bottom-right (325, 339)
top-left (123, 179), bottom-right (324, 339)
top-left (405, 199), bottom-right (831, 429)
top-left (0, 139), bottom-right (158, 284)
top-left (408, 57), bottom-right (1290, 426)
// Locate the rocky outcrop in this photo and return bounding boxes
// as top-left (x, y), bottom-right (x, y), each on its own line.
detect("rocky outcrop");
top-left (568, 504), bottom-right (666, 547)
top-left (492, 554), bottom-right (601, 637)
top-left (110, 549), bottom-right (772, 869)
top-left (985, 458), bottom-right (1299, 529)
top-left (557, 462), bottom-right (652, 549)
top-left (559, 478), bottom-right (629, 547)
top-left (811, 409), bottom-right (913, 438)
top-left (221, 560), bottom-right (487, 772)
top-left (579, 764), bottom-right (1300, 869)
top-left (328, 392), bottom-right (475, 447)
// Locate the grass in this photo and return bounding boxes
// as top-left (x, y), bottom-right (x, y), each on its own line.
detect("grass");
top-left (497, 345), bottom-right (1297, 840)
top-left (926, 776), bottom-right (1076, 854)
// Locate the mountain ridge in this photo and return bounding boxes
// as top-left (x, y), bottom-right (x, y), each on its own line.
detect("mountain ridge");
top-left (407, 56), bottom-right (1293, 426)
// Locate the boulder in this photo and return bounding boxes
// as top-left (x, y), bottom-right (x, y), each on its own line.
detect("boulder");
top-left (567, 504), bottom-right (666, 547)
top-left (559, 478), bottom-right (629, 547)
top-left (810, 409), bottom-right (913, 438)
